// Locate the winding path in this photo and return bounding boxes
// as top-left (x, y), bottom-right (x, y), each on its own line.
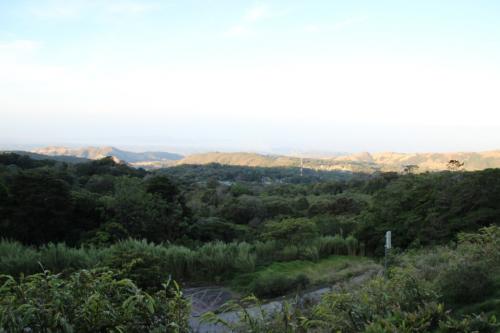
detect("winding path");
top-left (187, 268), bottom-right (380, 333)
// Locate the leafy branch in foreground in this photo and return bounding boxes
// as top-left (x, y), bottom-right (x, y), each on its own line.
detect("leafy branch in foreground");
top-left (0, 269), bottom-right (190, 333)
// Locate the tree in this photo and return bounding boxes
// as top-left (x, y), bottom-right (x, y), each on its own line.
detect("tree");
top-left (261, 217), bottom-right (318, 243)
top-left (145, 175), bottom-right (179, 202)
top-left (5, 170), bottom-right (73, 245)
top-left (403, 164), bottom-right (419, 174)
top-left (447, 159), bottom-right (464, 171)
top-left (109, 177), bottom-right (188, 243)
top-left (219, 195), bottom-right (266, 224)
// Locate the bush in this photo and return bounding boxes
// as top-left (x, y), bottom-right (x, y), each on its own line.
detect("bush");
top-left (308, 267), bottom-right (438, 332)
top-left (249, 273), bottom-right (310, 298)
top-left (196, 241), bottom-right (236, 280)
top-left (261, 218), bottom-right (318, 244)
top-left (234, 242), bottom-right (257, 273)
top-left (279, 245), bottom-right (300, 261)
top-left (316, 235), bottom-right (346, 257)
top-left (0, 269), bottom-right (190, 332)
top-left (164, 245), bottom-right (196, 280)
top-left (39, 243), bottom-right (100, 273)
top-left (0, 239), bottom-right (41, 277)
top-left (299, 246), bottom-right (319, 262)
top-left (254, 240), bottom-right (278, 264)
top-left (345, 235), bottom-right (358, 256)
top-left (438, 261), bottom-right (496, 306)
top-left (104, 239), bottom-right (195, 288)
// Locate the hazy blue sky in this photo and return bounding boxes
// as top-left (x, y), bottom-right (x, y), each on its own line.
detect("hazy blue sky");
top-left (1, 0), bottom-right (499, 153)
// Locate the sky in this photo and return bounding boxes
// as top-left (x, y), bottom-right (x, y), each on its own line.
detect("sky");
top-left (1, 0), bottom-right (499, 153)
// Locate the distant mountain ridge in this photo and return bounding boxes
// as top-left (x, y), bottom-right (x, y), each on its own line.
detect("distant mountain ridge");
top-left (177, 150), bottom-right (500, 173)
top-left (26, 146), bottom-right (500, 172)
top-left (33, 146), bottom-right (183, 166)
top-left (1, 151), bottom-right (90, 164)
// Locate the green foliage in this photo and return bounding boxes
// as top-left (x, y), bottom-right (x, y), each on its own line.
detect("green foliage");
top-left (189, 217), bottom-right (250, 242)
top-left (3, 153), bottom-right (500, 331)
top-left (439, 261), bottom-right (495, 306)
top-left (249, 273), bottom-right (309, 298)
top-left (220, 195), bottom-right (266, 225)
top-left (261, 218), bottom-right (318, 244)
top-left (0, 239), bottom-right (40, 277)
top-left (0, 240), bottom-right (106, 278)
top-left (0, 269), bottom-right (190, 332)
top-left (39, 243), bottom-right (102, 273)
top-left (439, 313), bottom-right (499, 333)
top-left (2, 170), bottom-right (73, 245)
top-left (251, 267), bottom-right (444, 332)
top-left (316, 235), bottom-right (347, 256)
top-left (359, 170), bottom-right (500, 254)
top-left (207, 264), bottom-right (499, 333)
top-left (108, 177), bottom-right (189, 243)
top-left (231, 255), bottom-right (375, 299)
top-left (307, 194), bottom-right (366, 216)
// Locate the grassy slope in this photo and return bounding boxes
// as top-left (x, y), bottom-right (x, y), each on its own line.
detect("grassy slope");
top-left (229, 255), bottom-right (379, 295)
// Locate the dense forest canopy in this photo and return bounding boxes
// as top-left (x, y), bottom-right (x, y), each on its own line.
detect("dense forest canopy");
top-left (1, 152), bottom-right (499, 252)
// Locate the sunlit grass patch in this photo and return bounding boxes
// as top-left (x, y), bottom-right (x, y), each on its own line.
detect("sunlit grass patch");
top-left (229, 255), bottom-right (378, 298)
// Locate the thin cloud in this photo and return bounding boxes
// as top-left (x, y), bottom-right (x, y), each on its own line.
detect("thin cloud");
top-left (0, 40), bottom-right (41, 51)
top-left (30, 5), bottom-right (80, 19)
top-left (28, 0), bottom-right (158, 19)
top-left (224, 4), bottom-right (278, 37)
top-left (304, 16), bottom-right (369, 33)
top-left (333, 16), bottom-right (368, 30)
top-left (224, 25), bottom-right (251, 37)
top-left (105, 2), bottom-right (158, 14)
top-left (304, 24), bottom-right (321, 33)
top-left (244, 4), bottom-right (271, 22)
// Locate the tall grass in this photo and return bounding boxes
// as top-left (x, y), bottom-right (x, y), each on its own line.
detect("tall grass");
top-left (316, 235), bottom-right (347, 256)
top-left (233, 242), bottom-right (257, 273)
top-left (254, 240), bottom-right (279, 264)
top-left (0, 235), bottom-right (362, 285)
top-left (39, 243), bottom-right (101, 272)
top-left (0, 239), bottom-right (40, 277)
top-left (196, 241), bottom-right (237, 279)
top-left (164, 245), bottom-right (196, 279)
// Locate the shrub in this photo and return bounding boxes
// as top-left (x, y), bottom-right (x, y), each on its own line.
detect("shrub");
top-left (315, 235), bottom-right (346, 257)
top-left (164, 245), bottom-right (196, 280)
top-left (196, 241), bottom-right (236, 280)
top-left (314, 234), bottom-right (359, 257)
top-left (261, 218), bottom-right (318, 243)
top-left (309, 267), bottom-right (438, 332)
top-left (254, 240), bottom-right (278, 264)
top-left (234, 242), bottom-right (257, 273)
top-left (249, 273), bottom-right (310, 298)
top-left (299, 246), bottom-right (319, 262)
top-left (279, 245), bottom-right (300, 261)
top-left (0, 269), bottom-right (190, 332)
top-left (438, 261), bottom-right (496, 306)
top-left (104, 239), bottom-right (178, 289)
top-left (39, 243), bottom-right (99, 273)
top-left (0, 239), bottom-right (41, 277)
top-left (345, 235), bottom-right (358, 256)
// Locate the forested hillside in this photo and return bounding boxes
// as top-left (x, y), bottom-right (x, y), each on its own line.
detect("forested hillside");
top-left (1, 152), bottom-right (499, 332)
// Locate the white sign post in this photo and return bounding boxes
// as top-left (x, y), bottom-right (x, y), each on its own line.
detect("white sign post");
top-left (384, 231), bottom-right (391, 275)
top-left (385, 231), bottom-right (391, 250)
